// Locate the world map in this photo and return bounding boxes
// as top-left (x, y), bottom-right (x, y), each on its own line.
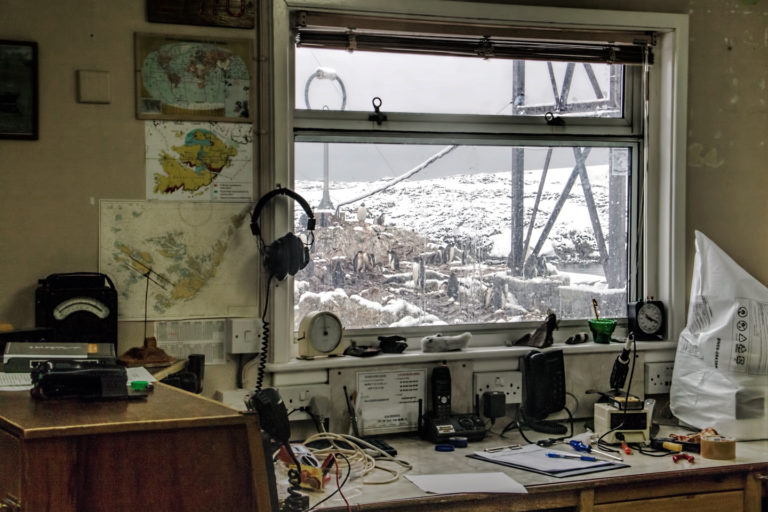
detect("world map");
top-left (146, 121), bottom-right (253, 201)
top-left (99, 200), bottom-right (260, 320)
top-left (137, 36), bottom-right (251, 120)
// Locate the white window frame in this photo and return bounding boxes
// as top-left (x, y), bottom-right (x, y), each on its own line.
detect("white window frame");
top-left (261, 0), bottom-right (688, 365)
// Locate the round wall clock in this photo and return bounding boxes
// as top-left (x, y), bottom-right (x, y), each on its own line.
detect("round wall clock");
top-left (297, 311), bottom-right (346, 359)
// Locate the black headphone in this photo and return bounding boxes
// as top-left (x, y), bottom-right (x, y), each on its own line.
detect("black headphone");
top-left (250, 187), bottom-right (316, 280)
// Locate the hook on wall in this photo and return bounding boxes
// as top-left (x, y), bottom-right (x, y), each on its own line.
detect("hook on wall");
top-left (368, 97), bottom-right (388, 125)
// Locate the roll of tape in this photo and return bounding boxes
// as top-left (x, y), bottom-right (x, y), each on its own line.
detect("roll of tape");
top-left (700, 435), bottom-right (736, 460)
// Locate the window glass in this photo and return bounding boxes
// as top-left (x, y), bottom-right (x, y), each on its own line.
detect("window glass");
top-left (294, 142), bottom-right (630, 330)
top-left (296, 48), bottom-right (624, 117)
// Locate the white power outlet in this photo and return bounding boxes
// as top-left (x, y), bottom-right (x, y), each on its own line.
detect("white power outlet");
top-left (277, 384), bottom-right (331, 421)
top-left (473, 371), bottom-right (523, 404)
top-left (645, 362), bottom-right (674, 394)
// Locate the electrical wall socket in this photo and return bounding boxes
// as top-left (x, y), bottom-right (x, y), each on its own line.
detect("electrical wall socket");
top-left (277, 384), bottom-right (331, 421)
top-left (645, 362), bottom-right (675, 394)
top-left (473, 371), bottom-right (523, 404)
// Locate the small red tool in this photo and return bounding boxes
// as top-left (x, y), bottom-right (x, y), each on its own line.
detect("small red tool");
top-left (672, 453), bottom-right (695, 463)
top-left (621, 441), bottom-right (632, 455)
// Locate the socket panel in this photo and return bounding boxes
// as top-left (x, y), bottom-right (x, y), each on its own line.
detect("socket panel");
top-left (473, 371), bottom-right (523, 404)
top-left (645, 362), bottom-right (675, 394)
top-left (277, 384), bottom-right (331, 421)
top-left (226, 318), bottom-right (262, 354)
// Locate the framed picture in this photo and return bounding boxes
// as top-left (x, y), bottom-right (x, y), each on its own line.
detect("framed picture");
top-left (0, 40), bottom-right (38, 140)
top-left (135, 33), bottom-right (253, 122)
top-left (147, 0), bottom-right (255, 29)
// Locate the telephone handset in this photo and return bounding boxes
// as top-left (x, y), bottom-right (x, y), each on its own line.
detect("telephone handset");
top-left (248, 387), bottom-right (291, 444)
top-left (521, 349), bottom-right (566, 421)
top-left (431, 365), bottom-right (452, 418)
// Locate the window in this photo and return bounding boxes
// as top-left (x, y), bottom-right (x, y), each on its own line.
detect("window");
top-left (291, 12), bottom-right (647, 331)
top-left (265, 1), bottom-right (688, 362)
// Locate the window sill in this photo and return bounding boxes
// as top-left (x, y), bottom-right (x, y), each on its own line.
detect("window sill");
top-left (266, 339), bottom-right (677, 373)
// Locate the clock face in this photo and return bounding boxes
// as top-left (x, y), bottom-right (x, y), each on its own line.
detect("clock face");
top-left (637, 302), bottom-right (663, 334)
top-left (308, 312), bottom-right (343, 353)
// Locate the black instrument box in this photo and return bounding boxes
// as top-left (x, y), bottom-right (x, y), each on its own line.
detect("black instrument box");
top-left (35, 273), bottom-right (118, 349)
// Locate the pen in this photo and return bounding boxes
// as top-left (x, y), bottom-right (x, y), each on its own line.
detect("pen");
top-left (547, 452), bottom-right (598, 462)
top-left (589, 448), bottom-right (624, 462)
top-left (484, 444), bottom-right (522, 453)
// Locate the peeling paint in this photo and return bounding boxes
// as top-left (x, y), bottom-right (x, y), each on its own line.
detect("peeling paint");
top-left (688, 143), bottom-right (726, 169)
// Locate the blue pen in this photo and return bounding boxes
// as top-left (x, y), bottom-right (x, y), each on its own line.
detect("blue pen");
top-left (546, 452), bottom-right (598, 462)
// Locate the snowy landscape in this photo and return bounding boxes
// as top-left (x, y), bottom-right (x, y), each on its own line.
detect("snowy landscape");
top-left (293, 164), bottom-right (627, 330)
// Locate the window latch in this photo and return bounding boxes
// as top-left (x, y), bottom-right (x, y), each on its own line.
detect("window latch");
top-left (368, 97), bottom-right (388, 125)
top-left (545, 111), bottom-right (565, 126)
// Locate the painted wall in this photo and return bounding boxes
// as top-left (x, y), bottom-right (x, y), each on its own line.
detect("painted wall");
top-left (0, 0), bottom-right (766, 396)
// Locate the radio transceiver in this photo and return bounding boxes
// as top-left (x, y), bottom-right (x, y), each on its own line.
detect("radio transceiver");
top-left (594, 402), bottom-right (650, 444)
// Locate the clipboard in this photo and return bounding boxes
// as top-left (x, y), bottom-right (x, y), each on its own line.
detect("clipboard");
top-left (467, 444), bottom-right (628, 478)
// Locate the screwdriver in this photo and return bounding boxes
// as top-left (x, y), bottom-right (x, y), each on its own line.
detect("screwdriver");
top-left (569, 439), bottom-right (624, 461)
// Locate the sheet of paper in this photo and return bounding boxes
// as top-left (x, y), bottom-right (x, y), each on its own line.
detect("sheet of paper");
top-left (356, 369), bottom-right (425, 435)
top-left (126, 366), bottom-right (157, 384)
top-left (405, 472), bottom-right (527, 494)
top-left (155, 319), bottom-right (226, 364)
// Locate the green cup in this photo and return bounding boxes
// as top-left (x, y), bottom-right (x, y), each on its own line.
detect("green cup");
top-left (589, 318), bottom-right (616, 344)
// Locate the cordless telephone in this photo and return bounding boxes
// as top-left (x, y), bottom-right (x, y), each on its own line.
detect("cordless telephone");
top-left (421, 364), bottom-right (485, 443)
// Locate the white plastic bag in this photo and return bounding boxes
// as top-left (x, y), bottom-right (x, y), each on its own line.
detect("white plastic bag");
top-left (670, 231), bottom-right (768, 440)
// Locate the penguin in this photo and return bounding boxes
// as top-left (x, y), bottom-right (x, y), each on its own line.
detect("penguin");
top-left (443, 243), bottom-right (455, 264)
top-left (412, 257), bottom-right (425, 290)
top-left (332, 261), bottom-right (345, 288)
top-left (447, 271), bottom-right (459, 300)
top-left (357, 203), bottom-right (368, 224)
top-left (387, 250), bottom-right (400, 271)
top-left (353, 251), bottom-right (364, 273)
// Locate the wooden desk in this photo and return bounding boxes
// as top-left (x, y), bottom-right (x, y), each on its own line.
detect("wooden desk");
top-left (313, 434), bottom-right (768, 512)
top-left (0, 383), bottom-right (271, 512)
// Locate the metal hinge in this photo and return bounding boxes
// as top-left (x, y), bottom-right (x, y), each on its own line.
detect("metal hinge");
top-left (0, 495), bottom-right (21, 512)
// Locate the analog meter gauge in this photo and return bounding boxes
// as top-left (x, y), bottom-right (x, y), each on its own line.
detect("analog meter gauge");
top-left (627, 300), bottom-right (666, 341)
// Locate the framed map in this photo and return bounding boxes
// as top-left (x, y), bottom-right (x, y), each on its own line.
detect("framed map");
top-left (135, 33), bottom-right (253, 122)
top-left (0, 40), bottom-right (38, 139)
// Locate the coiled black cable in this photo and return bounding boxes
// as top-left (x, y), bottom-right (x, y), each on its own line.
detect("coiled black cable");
top-left (255, 273), bottom-right (274, 391)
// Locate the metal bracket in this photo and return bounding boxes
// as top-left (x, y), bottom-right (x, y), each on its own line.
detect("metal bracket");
top-left (544, 111), bottom-right (565, 126)
top-left (368, 97), bottom-right (387, 125)
top-left (1, 495), bottom-right (21, 512)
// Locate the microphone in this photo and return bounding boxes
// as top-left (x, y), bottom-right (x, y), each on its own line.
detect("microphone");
top-left (609, 336), bottom-right (633, 391)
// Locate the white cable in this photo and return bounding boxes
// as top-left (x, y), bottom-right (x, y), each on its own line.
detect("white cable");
top-left (303, 432), bottom-right (412, 485)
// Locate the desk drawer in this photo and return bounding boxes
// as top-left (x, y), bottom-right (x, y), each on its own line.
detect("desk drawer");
top-left (0, 430), bottom-right (21, 500)
top-left (593, 489), bottom-right (743, 512)
top-left (595, 473), bottom-right (744, 504)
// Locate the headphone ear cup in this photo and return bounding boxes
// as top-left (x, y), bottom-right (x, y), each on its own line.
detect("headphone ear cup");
top-left (268, 233), bottom-right (307, 280)
top-left (267, 239), bottom-right (289, 281)
top-left (285, 233), bottom-right (305, 277)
